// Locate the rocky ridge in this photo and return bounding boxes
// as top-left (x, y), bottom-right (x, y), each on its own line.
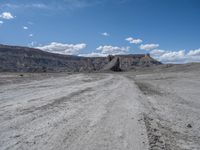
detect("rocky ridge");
top-left (0, 44), bottom-right (161, 72)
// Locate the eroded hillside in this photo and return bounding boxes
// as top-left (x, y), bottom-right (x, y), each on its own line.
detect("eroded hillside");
top-left (0, 44), bottom-right (161, 72)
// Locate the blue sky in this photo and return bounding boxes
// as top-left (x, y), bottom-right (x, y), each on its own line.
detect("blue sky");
top-left (0, 0), bottom-right (200, 63)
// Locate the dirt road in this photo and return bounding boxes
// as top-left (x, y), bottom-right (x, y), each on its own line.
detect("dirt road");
top-left (0, 72), bottom-right (200, 150)
top-left (0, 73), bottom-right (149, 150)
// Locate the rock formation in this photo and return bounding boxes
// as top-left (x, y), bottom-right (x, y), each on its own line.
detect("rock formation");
top-left (102, 57), bottom-right (122, 72)
top-left (0, 44), bottom-right (162, 72)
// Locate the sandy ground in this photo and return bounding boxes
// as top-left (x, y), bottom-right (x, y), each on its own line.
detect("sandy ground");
top-left (0, 69), bottom-right (200, 150)
top-left (132, 71), bottom-right (200, 150)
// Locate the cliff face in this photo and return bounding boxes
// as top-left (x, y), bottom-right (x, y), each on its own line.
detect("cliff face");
top-left (0, 44), bottom-right (161, 72)
top-left (118, 54), bottom-right (161, 70)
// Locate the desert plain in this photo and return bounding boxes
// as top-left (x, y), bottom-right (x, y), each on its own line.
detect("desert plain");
top-left (0, 64), bottom-right (200, 150)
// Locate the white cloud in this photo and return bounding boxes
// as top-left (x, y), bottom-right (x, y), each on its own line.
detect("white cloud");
top-left (79, 52), bottom-right (107, 57)
top-left (96, 45), bottom-right (130, 55)
top-left (187, 48), bottom-right (200, 56)
top-left (29, 34), bottom-right (34, 37)
top-left (0, 20), bottom-right (3, 24)
top-left (126, 37), bottom-right (142, 44)
top-left (150, 48), bottom-right (200, 63)
top-left (36, 42), bottom-right (86, 55)
top-left (140, 44), bottom-right (159, 50)
top-left (23, 26), bottom-right (28, 30)
top-left (0, 12), bottom-right (14, 20)
top-left (101, 32), bottom-right (110, 37)
top-left (79, 45), bottom-right (130, 57)
top-left (159, 50), bottom-right (186, 63)
top-left (150, 49), bottom-right (165, 56)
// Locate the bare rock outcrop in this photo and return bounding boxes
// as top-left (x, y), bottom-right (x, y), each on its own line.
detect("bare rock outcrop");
top-left (0, 44), bottom-right (161, 72)
top-left (102, 57), bottom-right (122, 72)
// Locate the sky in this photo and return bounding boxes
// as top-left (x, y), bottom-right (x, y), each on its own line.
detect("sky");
top-left (0, 0), bottom-right (200, 63)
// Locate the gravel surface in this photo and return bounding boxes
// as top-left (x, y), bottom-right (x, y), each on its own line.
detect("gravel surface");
top-left (0, 73), bottom-right (148, 150)
top-left (0, 70), bottom-right (200, 150)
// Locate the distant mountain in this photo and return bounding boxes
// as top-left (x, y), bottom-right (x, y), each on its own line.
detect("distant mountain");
top-left (0, 44), bottom-right (161, 72)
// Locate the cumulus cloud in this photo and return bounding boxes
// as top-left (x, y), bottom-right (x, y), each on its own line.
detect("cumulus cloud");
top-left (150, 48), bottom-right (200, 63)
top-left (79, 45), bottom-right (130, 57)
top-left (96, 45), bottom-right (130, 55)
top-left (101, 32), bottom-right (110, 37)
top-left (0, 20), bottom-right (3, 24)
top-left (187, 48), bottom-right (200, 56)
top-left (159, 50), bottom-right (186, 63)
top-left (36, 42), bottom-right (86, 55)
top-left (0, 12), bottom-right (14, 20)
top-left (125, 37), bottom-right (142, 44)
top-left (140, 44), bottom-right (159, 51)
top-left (23, 26), bottom-right (28, 30)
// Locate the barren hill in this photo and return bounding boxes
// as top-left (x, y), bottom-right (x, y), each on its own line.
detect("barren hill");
top-left (0, 44), bottom-right (161, 72)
